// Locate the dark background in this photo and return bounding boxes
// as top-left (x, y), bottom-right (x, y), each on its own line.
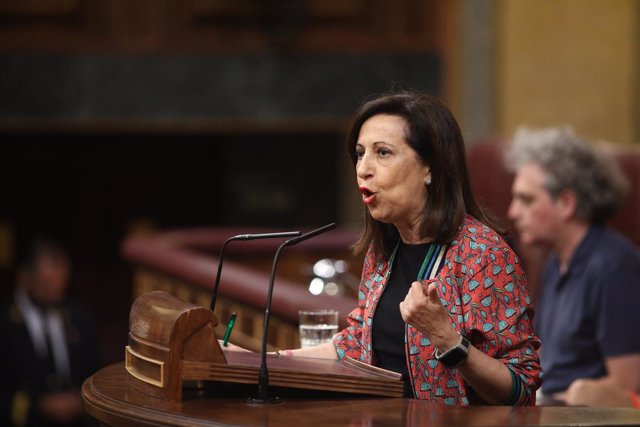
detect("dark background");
top-left (0, 0), bottom-right (445, 365)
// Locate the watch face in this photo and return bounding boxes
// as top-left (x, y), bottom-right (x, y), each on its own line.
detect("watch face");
top-left (436, 336), bottom-right (470, 368)
top-left (439, 348), bottom-right (467, 368)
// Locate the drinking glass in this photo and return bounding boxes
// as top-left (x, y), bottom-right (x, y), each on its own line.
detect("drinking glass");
top-left (298, 309), bottom-right (339, 348)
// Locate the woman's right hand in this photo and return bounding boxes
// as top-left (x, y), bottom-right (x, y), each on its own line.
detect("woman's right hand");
top-left (400, 280), bottom-right (459, 351)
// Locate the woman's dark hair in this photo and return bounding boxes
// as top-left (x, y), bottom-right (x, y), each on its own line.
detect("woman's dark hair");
top-left (347, 91), bottom-right (500, 260)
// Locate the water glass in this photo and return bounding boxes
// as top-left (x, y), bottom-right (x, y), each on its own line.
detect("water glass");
top-left (298, 309), bottom-right (339, 348)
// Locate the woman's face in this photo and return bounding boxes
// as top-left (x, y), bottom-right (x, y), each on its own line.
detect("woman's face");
top-left (355, 114), bottom-right (431, 235)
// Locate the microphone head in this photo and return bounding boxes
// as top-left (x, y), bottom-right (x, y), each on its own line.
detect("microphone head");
top-left (285, 223), bottom-right (336, 246)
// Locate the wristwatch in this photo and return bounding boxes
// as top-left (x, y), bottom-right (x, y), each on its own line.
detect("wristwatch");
top-left (434, 334), bottom-right (470, 368)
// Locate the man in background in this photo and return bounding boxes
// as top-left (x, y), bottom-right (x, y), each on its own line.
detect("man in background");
top-left (0, 239), bottom-right (98, 426)
top-left (506, 127), bottom-right (640, 407)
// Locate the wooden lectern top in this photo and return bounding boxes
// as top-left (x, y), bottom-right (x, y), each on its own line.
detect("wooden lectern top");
top-left (125, 291), bottom-right (403, 401)
top-left (194, 351), bottom-right (404, 397)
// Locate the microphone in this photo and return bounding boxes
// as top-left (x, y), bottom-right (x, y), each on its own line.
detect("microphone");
top-left (248, 222), bottom-right (337, 404)
top-left (209, 231), bottom-right (301, 312)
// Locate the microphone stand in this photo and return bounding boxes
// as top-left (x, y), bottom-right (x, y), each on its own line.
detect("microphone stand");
top-left (209, 231), bottom-right (301, 312)
top-left (246, 223), bottom-right (336, 404)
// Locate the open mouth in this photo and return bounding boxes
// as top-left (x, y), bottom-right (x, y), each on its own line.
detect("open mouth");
top-left (359, 186), bottom-right (376, 205)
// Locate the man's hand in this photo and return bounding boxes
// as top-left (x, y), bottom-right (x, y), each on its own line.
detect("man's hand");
top-left (555, 378), bottom-right (635, 407)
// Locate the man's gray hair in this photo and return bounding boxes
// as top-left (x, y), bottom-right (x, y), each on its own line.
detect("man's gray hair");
top-left (505, 126), bottom-right (628, 224)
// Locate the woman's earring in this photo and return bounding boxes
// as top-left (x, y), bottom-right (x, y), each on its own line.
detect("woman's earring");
top-left (425, 175), bottom-right (432, 185)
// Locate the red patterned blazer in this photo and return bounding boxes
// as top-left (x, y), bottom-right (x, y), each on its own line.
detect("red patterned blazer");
top-left (333, 215), bottom-right (542, 405)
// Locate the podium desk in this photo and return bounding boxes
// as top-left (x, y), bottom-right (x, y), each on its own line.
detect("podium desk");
top-left (83, 364), bottom-right (640, 427)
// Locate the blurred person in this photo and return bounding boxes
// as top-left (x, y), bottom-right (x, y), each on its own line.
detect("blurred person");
top-left (0, 239), bottom-right (98, 427)
top-left (225, 91), bottom-right (541, 405)
top-left (506, 127), bottom-right (640, 405)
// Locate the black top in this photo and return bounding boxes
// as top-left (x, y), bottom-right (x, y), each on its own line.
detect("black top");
top-left (372, 241), bottom-right (432, 397)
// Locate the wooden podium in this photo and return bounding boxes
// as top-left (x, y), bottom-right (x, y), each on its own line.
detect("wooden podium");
top-left (83, 291), bottom-right (640, 426)
top-left (124, 291), bottom-right (404, 401)
top-left (83, 363), bottom-right (640, 427)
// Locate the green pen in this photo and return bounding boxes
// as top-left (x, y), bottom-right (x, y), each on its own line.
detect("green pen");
top-left (222, 312), bottom-right (237, 347)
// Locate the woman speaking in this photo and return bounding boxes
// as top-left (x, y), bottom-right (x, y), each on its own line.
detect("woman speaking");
top-left (228, 91), bottom-right (541, 406)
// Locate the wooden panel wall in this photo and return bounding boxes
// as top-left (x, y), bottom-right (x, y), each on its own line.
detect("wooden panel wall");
top-left (0, 0), bottom-right (440, 53)
top-left (495, 0), bottom-right (639, 144)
